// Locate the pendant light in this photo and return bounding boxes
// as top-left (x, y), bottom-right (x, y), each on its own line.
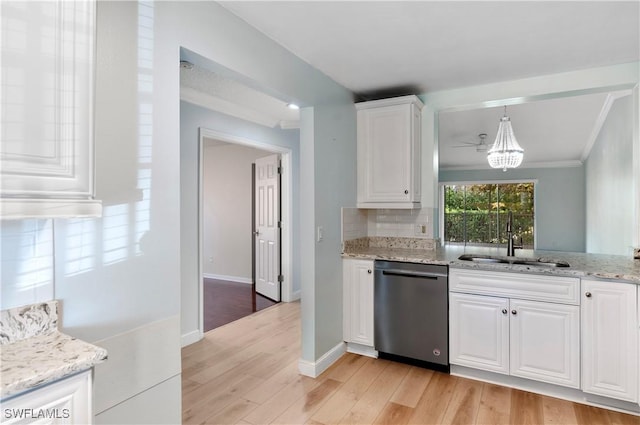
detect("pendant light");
top-left (487, 106), bottom-right (524, 171)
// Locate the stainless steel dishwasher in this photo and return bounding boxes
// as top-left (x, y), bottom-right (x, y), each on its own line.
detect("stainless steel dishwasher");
top-left (374, 260), bottom-right (449, 372)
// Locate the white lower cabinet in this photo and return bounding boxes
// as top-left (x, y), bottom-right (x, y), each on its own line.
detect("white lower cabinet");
top-left (509, 298), bottom-right (580, 387)
top-left (582, 279), bottom-right (638, 403)
top-left (450, 292), bottom-right (580, 388)
top-left (449, 269), bottom-right (581, 389)
top-left (449, 293), bottom-right (509, 374)
top-left (343, 259), bottom-right (375, 348)
top-left (1, 370), bottom-right (92, 424)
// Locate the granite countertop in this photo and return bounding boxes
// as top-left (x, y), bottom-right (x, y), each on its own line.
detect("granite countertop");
top-left (343, 239), bottom-right (640, 284)
top-left (0, 301), bottom-right (108, 399)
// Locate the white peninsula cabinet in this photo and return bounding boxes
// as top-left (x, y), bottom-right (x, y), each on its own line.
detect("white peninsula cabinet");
top-left (356, 95), bottom-right (423, 209)
top-left (1, 0), bottom-right (101, 218)
top-left (1, 370), bottom-right (92, 424)
top-left (582, 279), bottom-right (638, 403)
top-left (342, 259), bottom-right (376, 357)
top-left (449, 269), bottom-right (581, 389)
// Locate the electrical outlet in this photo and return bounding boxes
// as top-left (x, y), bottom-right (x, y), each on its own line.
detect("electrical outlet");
top-left (414, 223), bottom-right (428, 236)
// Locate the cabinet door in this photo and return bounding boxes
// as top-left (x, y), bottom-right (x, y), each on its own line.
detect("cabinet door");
top-left (2, 370), bottom-right (92, 424)
top-left (582, 280), bottom-right (638, 402)
top-left (449, 292), bottom-right (509, 374)
top-left (509, 299), bottom-right (580, 388)
top-left (358, 104), bottom-right (412, 203)
top-left (343, 259), bottom-right (374, 346)
top-left (1, 1), bottom-right (101, 218)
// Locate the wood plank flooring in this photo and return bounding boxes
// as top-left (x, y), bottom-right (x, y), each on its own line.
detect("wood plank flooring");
top-left (182, 301), bottom-right (638, 425)
top-left (203, 278), bottom-right (277, 332)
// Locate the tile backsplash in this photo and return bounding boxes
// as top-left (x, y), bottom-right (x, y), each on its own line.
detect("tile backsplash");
top-left (341, 207), bottom-right (434, 241)
top-left (1, 219), bottom-right (54, 310)
top-left (341, 208), bottom-right (369, 241)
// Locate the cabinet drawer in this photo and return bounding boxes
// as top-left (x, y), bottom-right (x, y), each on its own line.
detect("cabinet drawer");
top-left (450, 269), bottom-right (580, 305)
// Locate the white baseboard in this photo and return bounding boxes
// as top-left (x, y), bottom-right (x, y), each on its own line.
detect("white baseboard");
top-left (181, 329), bottom-right (203, 347)
top-left (203, 273), bottom-right (252, 284)
top-left (285, 290), bottom-right (301, 302)
top-left (346, 342), bottom-right (378, 358)
top-left (298, 342), bottom-right (346, 378)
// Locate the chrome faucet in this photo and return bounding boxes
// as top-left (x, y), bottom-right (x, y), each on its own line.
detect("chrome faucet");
top-left (506, 211), bottom-right (523, 256)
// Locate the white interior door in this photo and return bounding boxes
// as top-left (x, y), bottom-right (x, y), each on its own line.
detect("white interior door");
top-left (254, 154), bottom-right (280, 301)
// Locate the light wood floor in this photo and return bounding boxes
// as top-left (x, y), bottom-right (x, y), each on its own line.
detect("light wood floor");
top-left (182, 301), bottom-right (638, 425)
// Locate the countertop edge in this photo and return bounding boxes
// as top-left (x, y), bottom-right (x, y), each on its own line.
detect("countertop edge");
top-left (341, 251), bottom-right (640, 284)
top-left (1, 331), bottom-right (108, 399)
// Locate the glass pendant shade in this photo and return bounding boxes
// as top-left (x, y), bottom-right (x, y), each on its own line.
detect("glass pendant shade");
top-left (487, 112), bottom-right (524, 171)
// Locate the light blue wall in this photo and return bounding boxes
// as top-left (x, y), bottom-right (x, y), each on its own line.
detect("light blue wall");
top-left (165, 1), bottom-right (356, 372)
top-left (440, 167), bottom-right (586, 252)
top-left (0, 1), bottom-right (356, 421)
top-left (311, 103), bottom-right (357, 359)
top-left (180, 101), bottom-right (301, 339)
top-left (585, 95), bottom-right (634, 255)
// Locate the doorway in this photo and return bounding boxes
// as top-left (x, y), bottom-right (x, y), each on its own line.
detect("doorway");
top-left (198, 128), bottom-right (293, 333)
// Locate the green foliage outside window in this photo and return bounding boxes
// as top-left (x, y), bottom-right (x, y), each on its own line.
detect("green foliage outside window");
top-left (444, 183), bottom-right (535, 247)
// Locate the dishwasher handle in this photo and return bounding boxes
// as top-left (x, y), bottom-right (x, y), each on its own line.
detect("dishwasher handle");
top-left (380, 269), bottom-right (448, 279)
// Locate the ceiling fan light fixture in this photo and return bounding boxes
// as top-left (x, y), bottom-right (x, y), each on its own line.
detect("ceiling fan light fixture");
top-left (487, 107), bottom-right (524, 171)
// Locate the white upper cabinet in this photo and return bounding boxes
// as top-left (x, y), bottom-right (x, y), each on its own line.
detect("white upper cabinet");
top-left (1, 0), bottom-right (101, 218)
top-left (356, 95), bottom-right (423, 209)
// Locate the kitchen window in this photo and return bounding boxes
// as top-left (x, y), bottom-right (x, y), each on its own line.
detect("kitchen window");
top-left (442, 182), bottom-right (535, 248)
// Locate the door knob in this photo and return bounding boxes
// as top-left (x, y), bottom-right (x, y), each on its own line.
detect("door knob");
top-left (511, 310), bottom-right (517, 315)
top-left (585, 292), bottom-right (592, 298)
top-left (253, 230), bottom-right (260, 236)
top-left (367, 269), bottom-right (372, 274)
top-left (502, 309), bottom-right (508, 315)
top-left (404, 190), bottom-right (409, 194)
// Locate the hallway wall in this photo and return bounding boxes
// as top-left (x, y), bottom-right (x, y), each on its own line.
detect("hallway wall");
top-left (202, 142), bottom-right (270, 282)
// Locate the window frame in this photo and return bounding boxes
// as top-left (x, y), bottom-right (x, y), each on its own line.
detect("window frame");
top-left (439, 179), bottom-right (538, 250)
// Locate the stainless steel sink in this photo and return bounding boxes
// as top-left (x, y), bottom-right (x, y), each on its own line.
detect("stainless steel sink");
top-left (458, 254), bottom-right (569, 268)
top-left (512, 259), bottom-right (570, 268)
top-left (457, 254), bottom-right (509, 264)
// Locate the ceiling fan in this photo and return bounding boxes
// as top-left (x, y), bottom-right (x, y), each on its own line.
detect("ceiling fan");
top-left (451, 133), bottom-right (489, 152)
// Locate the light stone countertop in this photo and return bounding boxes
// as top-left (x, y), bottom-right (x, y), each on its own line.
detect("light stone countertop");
top-left (1, 301), bottom-right (108, 399)
top-left (343, 244), bottom-right (640, 284)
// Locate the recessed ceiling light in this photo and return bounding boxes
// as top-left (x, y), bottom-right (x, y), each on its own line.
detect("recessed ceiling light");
top-left (287, 103), bottom-right (300, 110)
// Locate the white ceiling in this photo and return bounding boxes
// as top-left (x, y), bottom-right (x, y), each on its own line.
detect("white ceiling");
top-left (190, 2), bottom-right (638, 167)
top-left (438, 91), bottom-right (626, 169)
top-left (219, 1), bottom-right (639, 96)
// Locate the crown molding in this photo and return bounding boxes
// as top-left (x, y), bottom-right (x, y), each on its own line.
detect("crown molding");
top-left (581, 89), bottom-right (632, 162)
top-left (440, 160), bottom-right (584, 172)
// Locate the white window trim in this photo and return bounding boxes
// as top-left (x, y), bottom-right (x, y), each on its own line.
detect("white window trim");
top-left (439, 180), bottom-right (538, 250)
